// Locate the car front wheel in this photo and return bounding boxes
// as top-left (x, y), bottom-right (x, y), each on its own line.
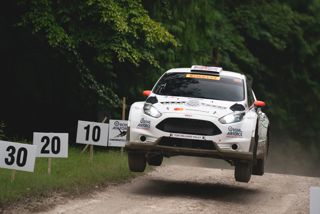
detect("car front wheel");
top-left (128, 152), bottom-right (146, 172)
top-left (235, 162), bottom-right (252, 183)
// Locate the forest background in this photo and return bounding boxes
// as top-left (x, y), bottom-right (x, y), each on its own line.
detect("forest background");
top-left (1, 0), bottom-right (320, 153)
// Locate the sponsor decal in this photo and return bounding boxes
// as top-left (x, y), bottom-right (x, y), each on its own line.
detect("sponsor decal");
top-left (112, 121), bottom-right (127, 138)
top-left (161, 101), bottom-right (186, 105)
top-left (233, 78), bottom-right (243, 84)
top-left (186, 73), bottom-right (220, 80)
top-left (187, 99), bottom-right (200, 106)
top-left (227, 126), bottom-right (243, 137)
top-left (201, 103), bottom-right (227, 109)
top-left (137, 118), bottom-right (151, 129)
top-left (185, 108), bottom-right (209, 113)
top-left (108, 120), bottom-right (128, 147)
top-left (170, 133), bottom-right (206, 140)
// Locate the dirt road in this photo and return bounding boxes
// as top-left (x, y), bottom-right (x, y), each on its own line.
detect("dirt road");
top-left (42, 162), bottom-right (320, 214)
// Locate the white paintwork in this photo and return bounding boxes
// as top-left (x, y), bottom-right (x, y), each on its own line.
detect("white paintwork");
top-left (128, 66), bottom-right (269, 158)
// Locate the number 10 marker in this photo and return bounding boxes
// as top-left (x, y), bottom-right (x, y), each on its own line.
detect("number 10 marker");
top-left (76, 120), bottom-right (109, 146)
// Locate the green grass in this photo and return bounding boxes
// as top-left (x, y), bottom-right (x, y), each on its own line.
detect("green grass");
top-left (0, 147), bottom-right (137, 205)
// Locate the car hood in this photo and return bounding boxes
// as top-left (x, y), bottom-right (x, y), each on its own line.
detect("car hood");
top-left (152, 95), bottom-right (246, 118)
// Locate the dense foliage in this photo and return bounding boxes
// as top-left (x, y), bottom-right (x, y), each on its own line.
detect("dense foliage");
top-left (1, 0), bottom-right (320, 142)
top-left (144, 0), bottom-right (320, 140)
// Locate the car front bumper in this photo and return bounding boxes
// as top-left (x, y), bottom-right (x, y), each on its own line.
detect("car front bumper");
top-left (125, 139), bottom-right (254, 161)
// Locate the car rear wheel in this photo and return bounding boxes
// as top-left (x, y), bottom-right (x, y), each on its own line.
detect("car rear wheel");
top-left (253, 129), bottom-right (269, 176)
top-left (147, 155), bottom-right (163, 166)
top-left (252, 159), bottom-right (265, 175)
top-left (128, 152), bottom-right (146, 172)
top-left (235, 162), bottom-right (252, 183)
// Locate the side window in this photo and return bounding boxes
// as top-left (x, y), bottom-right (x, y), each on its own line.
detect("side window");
top-left (246, 77), bottom-right (255, 106)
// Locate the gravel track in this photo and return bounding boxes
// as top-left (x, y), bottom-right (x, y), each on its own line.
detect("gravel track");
top-left (42, 163), bottom-right (320, 214)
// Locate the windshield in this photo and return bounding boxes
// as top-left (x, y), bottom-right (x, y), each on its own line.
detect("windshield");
top-left (153, 73), bottom-right (244, 101)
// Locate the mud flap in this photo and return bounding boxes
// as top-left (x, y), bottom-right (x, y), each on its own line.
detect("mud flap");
top-left (250, 120), bottom-right (259, 166)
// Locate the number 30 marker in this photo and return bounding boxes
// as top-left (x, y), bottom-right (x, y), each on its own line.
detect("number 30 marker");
top-left (0, 140), bottom-right (37, 172)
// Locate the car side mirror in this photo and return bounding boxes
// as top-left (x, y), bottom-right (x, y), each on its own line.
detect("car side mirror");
top-left (143, 90), bottom-right (152, 97)
top-left (254, 100), bottom-right (266, 108)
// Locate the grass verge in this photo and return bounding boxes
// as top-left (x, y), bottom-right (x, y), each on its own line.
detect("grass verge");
top-left (0, 147), bottom-right (137, 206)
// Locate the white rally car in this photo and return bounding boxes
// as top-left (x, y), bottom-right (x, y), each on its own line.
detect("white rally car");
top-left (125, 65), bottom-right (270, 182)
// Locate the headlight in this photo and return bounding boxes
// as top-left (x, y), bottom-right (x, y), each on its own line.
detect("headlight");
top-left (219, 112), bottom-right (245, 124)
top-left (143, 103), bottom-right (162, 118)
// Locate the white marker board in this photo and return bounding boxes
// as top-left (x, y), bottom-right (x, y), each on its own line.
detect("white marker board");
top-left (108, 120), bottom-right (128, 147)
top-left (0, 140), bottom-right (37, 172)
top-left (33, 132), bottom-right (69, 158)
top-left (310, 187), bottom-right (320, 214)
top-left (76, 120), bottom-right (109, 146)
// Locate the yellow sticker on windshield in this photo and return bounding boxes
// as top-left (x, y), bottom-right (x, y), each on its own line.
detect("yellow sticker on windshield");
top-left (186, 73), bottom-right (220, 80)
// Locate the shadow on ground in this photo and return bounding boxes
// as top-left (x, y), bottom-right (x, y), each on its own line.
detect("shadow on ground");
top-left (131, 178), bottom-right (261, 204)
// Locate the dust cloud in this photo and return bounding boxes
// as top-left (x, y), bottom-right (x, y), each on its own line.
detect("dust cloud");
top-left (163, 133), bottom-right (320, 177)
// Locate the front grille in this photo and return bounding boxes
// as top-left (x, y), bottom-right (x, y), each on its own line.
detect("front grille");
top-left (158, 137), bottom-right (216, 150)
top-left (156, 118), bottom-right (222, 136)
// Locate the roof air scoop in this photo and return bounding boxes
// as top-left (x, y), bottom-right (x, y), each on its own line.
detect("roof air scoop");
top-left (230, 103), bottom-right (245, 111)
top-left (190, 65), bottom-right (222, 74)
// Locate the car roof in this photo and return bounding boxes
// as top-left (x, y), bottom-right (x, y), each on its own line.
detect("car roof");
top-left (166, 67), bottom-right (245, 79)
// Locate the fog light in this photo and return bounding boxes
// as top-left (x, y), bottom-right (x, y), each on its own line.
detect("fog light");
top-left (231, 144), bottom-right (238, 150)
top-left (140, 135), bottom-right (146, 142)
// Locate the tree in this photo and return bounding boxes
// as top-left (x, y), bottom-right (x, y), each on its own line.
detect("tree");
top-left (19, 0), bottom-right (177, 110)
top-left (144, 0), bottom-right (320, 141)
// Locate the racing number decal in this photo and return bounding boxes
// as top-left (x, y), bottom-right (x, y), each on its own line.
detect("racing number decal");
top-left (40, 136), bottom-right (61, 154)
top-left (4, 146), bottom-right (28, 167)
top-left (84, 125), bottom-right (101, 142)
top-left (186, 73), bottom-right (220, 80)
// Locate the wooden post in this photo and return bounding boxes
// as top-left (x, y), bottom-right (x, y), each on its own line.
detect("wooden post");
top-left (89, 144), bottom-right (94, 162)
top-left (122, 97), bottom-right (126, 121)
top-left (48, 158), bottom-right (52, 175)
top-left (121, 97), bottom-right (126, 155)
top-left (81, 144), bottom-right (89, 154)
top-left (11, 170), bottom-right (16, 183)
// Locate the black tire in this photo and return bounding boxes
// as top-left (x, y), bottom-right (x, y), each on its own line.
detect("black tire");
top-left (128, 152), bottom-right (146, 172)
top-left (147, 155), bottom-right (163, 166)
top-left (252, 159), bottom-right (265, 175)
top-left (235, 162), bottom-right (252, 183)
